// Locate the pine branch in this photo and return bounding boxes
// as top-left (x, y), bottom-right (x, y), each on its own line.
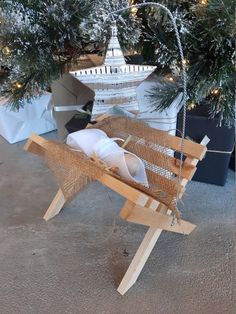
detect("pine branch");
top-left (147, 77), bottom-right (183, 112)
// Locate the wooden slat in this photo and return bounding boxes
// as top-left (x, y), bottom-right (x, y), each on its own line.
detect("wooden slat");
top-left (95, 117), bottom-right (207, 160)
top-left (125, 140), bottom-right (196, 180)
top-left (161, 133), bottom-right (207, 160)
top-left (122, 201), bottom-right (196, 235)
top-left (145, 169), bottom-right (185, 197)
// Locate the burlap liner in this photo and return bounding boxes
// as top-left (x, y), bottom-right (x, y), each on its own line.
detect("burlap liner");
top-left (43, 116), bottom-right (182, 217)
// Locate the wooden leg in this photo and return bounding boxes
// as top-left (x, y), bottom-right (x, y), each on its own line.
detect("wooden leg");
top-left (43, 189), bottom-right (66, 221)
top-left (117, 202), bottom-right (168, 295)
top-left (117, 136), bottom-right (210, 294)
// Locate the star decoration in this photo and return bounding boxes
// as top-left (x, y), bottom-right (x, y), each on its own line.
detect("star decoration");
top-left (70, 22), bottom-right (156, 119)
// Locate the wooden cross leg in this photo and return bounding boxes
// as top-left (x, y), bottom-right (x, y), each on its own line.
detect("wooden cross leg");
top-left (116, 135), bottom-right (210, 295)
top-left (24, 134), bottom-right (69, 221)
top-left (43, 189), bottom-right (66, 221)
top-left (118, 200), bottom-right (169, 295)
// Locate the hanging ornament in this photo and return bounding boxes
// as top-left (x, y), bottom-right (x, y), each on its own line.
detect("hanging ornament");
top-left (70, 22), bottom-right (156, 119)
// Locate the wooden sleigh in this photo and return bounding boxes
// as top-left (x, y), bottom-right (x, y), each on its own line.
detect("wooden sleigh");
top-left (24, 116), bottom-right (209, 295)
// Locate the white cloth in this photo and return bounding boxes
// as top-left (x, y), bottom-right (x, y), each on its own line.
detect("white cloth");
top-left (66, 129), bottom-right (149, 187)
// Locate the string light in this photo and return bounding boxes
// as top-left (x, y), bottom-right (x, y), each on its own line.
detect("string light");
top-left (130, 7), bottom-right (138, 15)
top-left (200, 0), bottom-right (208, 4)
top-left (15, 82), bottom-right (23, 89)
top-left (211, 88), bottom-right (220, 95)
top-left (2, 46), bottom-right (11, 55)
top-left (182, 59), bottom-right (189, 66)
top-left (129, 0), bottom-right (138, 15)
top-left (188, 102), bottom-right (196, 110)
top-left (167, 76), bottom-right (174, 82)
top-left (164, 74), bottom-right (175, 82)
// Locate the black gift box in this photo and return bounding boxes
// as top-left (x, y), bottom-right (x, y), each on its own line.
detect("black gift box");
top-left (65, 113), bottom-right (91, 133)
top-left (65, 101), bottom-right (94, 134)
top-left (229, 146), bottom-right (235, 171)
top-left (177, 106), bottom-right (235, 186)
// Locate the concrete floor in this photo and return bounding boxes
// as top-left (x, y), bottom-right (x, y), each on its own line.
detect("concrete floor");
top-left (0, 132), bottom-right (235, 314)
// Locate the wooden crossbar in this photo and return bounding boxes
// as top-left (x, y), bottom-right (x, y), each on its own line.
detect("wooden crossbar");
top-left (120, 200), bottom-right (196, 234)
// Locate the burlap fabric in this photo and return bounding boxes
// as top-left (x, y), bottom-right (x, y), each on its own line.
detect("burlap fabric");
top-left (43, 116), bottom-right (181, 216)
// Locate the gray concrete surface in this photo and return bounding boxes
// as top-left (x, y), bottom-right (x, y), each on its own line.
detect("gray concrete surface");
top-left (0, 132), bottom-right (235, 314)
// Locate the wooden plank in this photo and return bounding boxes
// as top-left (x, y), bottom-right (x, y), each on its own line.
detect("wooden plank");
top-left (125, 140), bottom-right (196, 180)
top-left (123, 202), bottom-right (196, 235)
top-left (99, 174), bottom-right (150, 205)
top-left (162, 134), bottom-right (207, 160)
top-left (24, 133), bottom-right (47, 156)
top-left (43, 189), bottom-right (66, 221)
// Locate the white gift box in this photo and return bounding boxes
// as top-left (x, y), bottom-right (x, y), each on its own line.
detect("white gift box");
top-left (136, 75), bottom-right (181, 136)
top-left (0, 93), bottom-right (56, 144)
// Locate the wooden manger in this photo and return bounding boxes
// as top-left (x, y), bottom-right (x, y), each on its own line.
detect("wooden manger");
top-left (24, 116), bottom-right (209, 295)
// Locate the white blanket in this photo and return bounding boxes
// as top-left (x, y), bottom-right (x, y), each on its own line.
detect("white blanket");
top-left (66, 129), bottom-right (149, 187)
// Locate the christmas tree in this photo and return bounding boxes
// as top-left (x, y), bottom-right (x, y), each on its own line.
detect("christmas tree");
top-left (0, 0), bottom-right (235, 126)
top-left (0, 0), bottom-right (140, 109)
